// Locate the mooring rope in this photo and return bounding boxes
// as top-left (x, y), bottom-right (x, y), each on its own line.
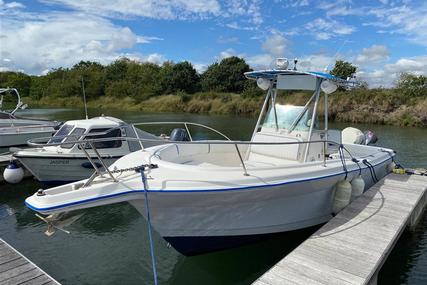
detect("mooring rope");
top-left (140, 166), bottom-right (158, 285)
top-left (362, 159), bottom-right (378, 183)
top-left (380, 149), bottom-right (404, 169)
top-left (338, 145), bottom-right (348, 180)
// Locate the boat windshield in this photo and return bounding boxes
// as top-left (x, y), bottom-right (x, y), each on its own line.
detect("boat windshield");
top-left (262, 104), bottom-right (318, 131)
top-left (48, 124), bottom-right (74, 144)
top-left (61, 127), bottom-right (86, 149)
top-left (83, 128), bottom-right (122, 149)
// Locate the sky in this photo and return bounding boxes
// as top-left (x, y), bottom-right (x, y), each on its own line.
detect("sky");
top-left (0, 0), bottom-right (426, 87)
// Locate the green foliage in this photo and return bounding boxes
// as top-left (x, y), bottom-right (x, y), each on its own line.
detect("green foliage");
top-left (201, 56), bottom-right (250, 93)
top-left (330, 60), bottom-right (357, 79)
top-left (396, 73), bottom-right (427, 98)
top-left (161, 61), bottom-right (199, 94)
top-left (105, 58), bottom-right (130, 82)
top-left (124, 61), bottom-right (163, 99)
top-left (0, 71), bottom-right (31, 97)
top-left (241, 80), bottom-right (264, 98)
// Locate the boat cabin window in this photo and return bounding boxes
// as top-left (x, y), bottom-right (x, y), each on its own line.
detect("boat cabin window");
top-left (262, 105), bottom-right (318, 131)
top-left (49, 124), bottom-right (74, 144)
top-left (61, 127), bottom-right (86, 149)
top-left (84, 128), bottom-right (122, 149)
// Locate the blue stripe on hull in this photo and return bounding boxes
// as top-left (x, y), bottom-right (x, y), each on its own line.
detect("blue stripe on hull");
top-left (26, 157), bottom-right (393, 213)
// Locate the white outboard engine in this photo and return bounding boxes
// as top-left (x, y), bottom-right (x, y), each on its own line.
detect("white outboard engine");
top-left (342, 127), bottom-right (365, 144)
top-left (170, 128), bottom-right (191, 141)
top-left (342, 127), bottom-right (378, 145)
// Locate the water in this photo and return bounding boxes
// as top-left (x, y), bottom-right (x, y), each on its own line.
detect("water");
top-left (0, 108), bottom-right (426, 284)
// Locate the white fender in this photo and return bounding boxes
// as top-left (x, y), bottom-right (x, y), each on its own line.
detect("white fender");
top-left (333, 180), bottom-right (352, 214)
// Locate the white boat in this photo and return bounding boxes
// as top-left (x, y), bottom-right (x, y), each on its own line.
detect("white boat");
top-left (0, 88), bottom-right (61, 147)
top-left (14, 116), bottom-right (160, 184)
top-left (25, 59), bottom-right (395, 255)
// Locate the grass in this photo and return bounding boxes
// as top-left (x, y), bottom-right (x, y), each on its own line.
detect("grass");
top-left (23, 90), bottom-right (427, 128)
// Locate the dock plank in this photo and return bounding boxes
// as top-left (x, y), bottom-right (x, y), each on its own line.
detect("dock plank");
top-left (0, 239), bottom-right (60, 285)
top-left (253, 174), bottom-right (427, 285)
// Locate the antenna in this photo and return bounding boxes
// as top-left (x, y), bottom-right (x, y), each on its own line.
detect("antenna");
top-left (293, 58), bottom-right (298, 71)
top-left (81, 76), bottom-right (88, 120)
top-left (325, 39), bottom-right (348, 72)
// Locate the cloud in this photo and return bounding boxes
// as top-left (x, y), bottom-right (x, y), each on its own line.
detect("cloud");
top-left (217, 36), bottom-right (240, 44)
top-left (366, 4), bottom-right (427, 46)
top-left (291, 0), bottom-right (309, 7)
top-left (192, 62), bottom-right (209, 73)
top-left (225, 22), bottom-right (256, 31)
top-left (0, 11), bottom-right (162, 74)
top-left (357, 55), bottom-right (427, 87)
top-left (1, 1), bottom-right (24, 9)
top-left (304, 18), bottom-right (355, 40)
top-left (217, 48), bottom-right (245, 60)
top-left (316, 0), bottom-right (366, 17)
top-left (223, 0), bottom-right (263, 26)
top-left (262, 34), bottom-right (288, 57)
top-left (355, 45), bottom-right (390, 65)
top-left (143, 53), bottom-right (165, 64)
top-left (41, 0), bottom-right (221, 20)
top-left (297, 54), bottom-right (335, 72)
top-left (246, 54), bottom-right (275, 69)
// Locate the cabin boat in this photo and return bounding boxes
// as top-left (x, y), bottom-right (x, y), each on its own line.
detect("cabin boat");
top-left (14, 116), bottom-right (159, 184)
top-left (0, 88), bottom-right (61, 147)
top-left (25, 59), bottom-right (395, 255)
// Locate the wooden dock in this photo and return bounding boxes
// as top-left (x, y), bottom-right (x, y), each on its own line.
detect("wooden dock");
top-left (253, 173), bottom-right (427, 285)
top-left (0, 238), bottom-right (60, 285)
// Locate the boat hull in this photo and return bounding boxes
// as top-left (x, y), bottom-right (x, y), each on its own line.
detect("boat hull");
top-left (129, 159), bottom-right (389, 255)
top-left (0, 129), bottom-right (55, 147)
top-left (16, 155), bottom-right (119, 184)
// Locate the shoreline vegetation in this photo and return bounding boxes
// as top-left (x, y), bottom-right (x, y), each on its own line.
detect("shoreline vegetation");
top-left (1, 57), bottom-right (426, 127)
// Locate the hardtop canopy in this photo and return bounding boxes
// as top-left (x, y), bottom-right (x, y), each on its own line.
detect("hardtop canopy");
top-left (244, 69), bottom-right (346, 82)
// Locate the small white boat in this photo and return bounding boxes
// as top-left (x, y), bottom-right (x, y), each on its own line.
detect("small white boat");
top-left (14, 116), bottom-right (160, 184)
top-left (26, 59), bottom-right (396, 255)
top-left (0, 88), bottom-right (61, 147)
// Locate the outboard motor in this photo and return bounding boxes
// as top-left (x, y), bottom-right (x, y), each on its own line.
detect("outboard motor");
top-left (170, 128), bottom-right (191, 141)
top-left (364, 130), bottom-right (378, 145)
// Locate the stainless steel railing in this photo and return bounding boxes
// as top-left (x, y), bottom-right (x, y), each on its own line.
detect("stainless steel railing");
top-left (26, 121), bottom-right (344, 184)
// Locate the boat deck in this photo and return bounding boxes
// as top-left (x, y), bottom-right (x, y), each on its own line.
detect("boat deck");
top-left (0, 238), bottom-right (61, 285)
top-left (253, 173), bottom-right (427, 285)
top-left (0, 153), bottom-right (12, 165)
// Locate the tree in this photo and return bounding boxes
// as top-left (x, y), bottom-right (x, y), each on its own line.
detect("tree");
top-left (125, 61), bottom-right (163, 99)
top-left (201, 56), bottom-right (251, 93)
top-left (330, 60), bottom-right (357, 80)
top-left (105, 58), bottom-right (130, 83)
top-left (396, 73), bottom-right (427, 98)
top-left (161, 61), bottom-right (200, 94)
top-left (71, 61), bottom-right (106, 99)
top-left (0, 71), bottom-right (31, 97)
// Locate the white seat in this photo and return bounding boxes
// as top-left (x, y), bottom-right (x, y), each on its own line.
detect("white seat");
top-left (248, 132), bottom-right (302, 162)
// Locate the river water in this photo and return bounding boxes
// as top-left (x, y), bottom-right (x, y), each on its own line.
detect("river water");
top-left (0, 108), bottom-right (426, 284)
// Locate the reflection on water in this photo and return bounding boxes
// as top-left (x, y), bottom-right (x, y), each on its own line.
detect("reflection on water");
top-left (0, 108), bottom-right (426, 284)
